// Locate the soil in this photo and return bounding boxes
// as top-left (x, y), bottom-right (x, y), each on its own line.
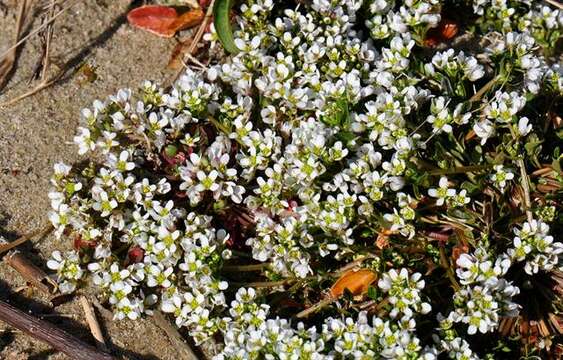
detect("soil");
top-left (0, 0), bottom-right (205, 358)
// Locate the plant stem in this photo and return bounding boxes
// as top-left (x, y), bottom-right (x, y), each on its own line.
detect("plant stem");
top-left (469, 75), bottom-right (501, 103)
top-left (222, 263), bottom-right (271, 272)
top-left (517, 158), bottom-right (534, 223)
top-left (0, 223), bottom-right (53, 255)
top-left (439, 246), bottom-right (461, 292)
top-left (295, 297), bottom-right (335, 319)
top-left (428, 164), bottom-right (496, 176)
top-left (233, 279), bottom-right (295, 288)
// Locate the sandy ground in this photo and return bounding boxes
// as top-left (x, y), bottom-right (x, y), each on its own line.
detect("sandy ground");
top-left (0, 0), bottom-right (204, 358)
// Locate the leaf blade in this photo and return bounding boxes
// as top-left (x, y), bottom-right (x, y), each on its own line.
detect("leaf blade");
top-left (213, 0), bottom-right (239, 54)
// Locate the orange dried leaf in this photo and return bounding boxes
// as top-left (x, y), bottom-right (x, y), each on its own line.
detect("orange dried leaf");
top-left (440, 20), bottom-right (459, 40)
top-left (330, 269), bottom-right (377, 298)
top-left (168, 8), bottom-right (205, 35)
top-left (424, 19), bottom-right (459, 47)
top-left (127, 5), bottom-right (204, 38)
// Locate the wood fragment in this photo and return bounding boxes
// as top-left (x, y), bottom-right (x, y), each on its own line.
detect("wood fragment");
top-left (4, 250), bottom-right (57, 294)
top-left (0, 300), bottom-right (114, 360)
top-left (153, 311), bottom-right (199, 360)
top-left (544, 0), bottom-right (563, 10)
top-left (80, 296), bottom-right (108, 352)
top-left (0, 223), bottom-right (53, 255)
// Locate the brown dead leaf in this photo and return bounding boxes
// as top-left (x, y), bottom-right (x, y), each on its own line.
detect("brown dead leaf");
top-left (330, 268), bottom-right (377, 298)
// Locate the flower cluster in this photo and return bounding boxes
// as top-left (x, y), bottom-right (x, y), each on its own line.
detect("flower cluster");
top-left (219, 283), bottom-right (437, 360)
top-left (448, 248), bottom-right (520, 335)
top-left (508, 219), bottom-right (563, 275)
top-left (44, 0), bottom-right (562, 357)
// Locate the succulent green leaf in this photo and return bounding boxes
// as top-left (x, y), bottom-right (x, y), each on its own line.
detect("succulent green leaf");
top-left (213, 0), bottom-right (239, 54)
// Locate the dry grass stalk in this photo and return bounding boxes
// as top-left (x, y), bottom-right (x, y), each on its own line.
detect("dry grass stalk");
top-left (0, 0), bottom-right (32, 92)
top-left (166, 0), bottom-right (216, 87)
top-left (0, 0), bottom-right (83, 107)
top-left (0, 223), bottom-right (53, 255)
top-left (80, 296), bottom-right (109, 352)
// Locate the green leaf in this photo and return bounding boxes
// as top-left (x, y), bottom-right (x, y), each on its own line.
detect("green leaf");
top-left (213, 0), bottom-right (239, 54)
top-left (367, 285), bottom-right (378, 300)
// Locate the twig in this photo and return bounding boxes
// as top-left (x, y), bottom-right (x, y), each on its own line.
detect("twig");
top-left (0, 0), bottom-right (70, 107)
top-left (40, 0), bottom-right (57, 82)
top-left (4, 250), bottom-right (57, 294)
top-left (0, 300), bottom-right (114, 360)
top-left (544, 0), bottom-right (563, 10)
top-left (439, 246), bottom-right (461, 292)
top-left (80, 296), bottom-right (108, 352)
top-left (428, 164), bottom-right (496, 176)
top-left (166, 0), bottom-right (215, 88)
top-left (517, 158), bottom-right (534, 223)
top-left (295, 296), bottom-right (335, 319)
top-left (0, 223), bottom-right (53, 255)
top-left (153, 311), bottom-right (199, 360)
top-left (0, 76), bottom-right (59, 107)
top-left (233, 279), bottom-right (295, 288)
top-left (221, 262), bottom-right (271, 271)
top-left (334, 254), bottom-right (377, 275)
top-left (0, 0), bottom-right (81, 62)
top-left (469, 75), bottom-right (500, 103)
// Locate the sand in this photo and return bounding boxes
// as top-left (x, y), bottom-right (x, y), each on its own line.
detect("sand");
top-left (0, 0), bottom-right (203, 358)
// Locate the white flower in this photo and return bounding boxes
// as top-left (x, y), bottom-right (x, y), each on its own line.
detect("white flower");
top-left (47, 250), bottom-right (83, 294)
top-left (517, 117), bottom-right (532, 136)
top-left (473, 119), bottom-right (495, 145)
top-left (491, 165), bottom-right (514, 191)
top-left (428, 177), bottom-right (456, 206)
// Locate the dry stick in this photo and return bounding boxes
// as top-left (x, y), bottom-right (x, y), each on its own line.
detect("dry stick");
top-left (153, 311), bottom-right (199, 360)
top-left (0, 78), bottom-right (58, 106)
top-left (80, 296), bottom-right (108, 352)
top-left (40, 0), bottom-right (57, 82)
top-left (0, 0), bottom-right (29, 91)
top-left (0, 300), bottom-right (114, 360)
top-left (221, 262), bottom-right (271, 271)
top-left (545, 0), bottom-right (563, 10)
top-left (4, 250), bottom-right (57, 294)
top-left (166, 0), bottom-right (215, 88)
top-left (428, 164), bottom-right (495, 176)
top-left (0, 223), bottom-right (53, 255)
top-left (517, 158), bottom-right (534, 223)
top-left (295, 297), bottom-right (336, 319)
top-left (0, 3), bottom-right (71, 107)
top-left (0, 0), bottom-right (82, 107)
top-left (439, 246), bottom-right (461, 292)
top-left (469, 75), bottom-right (500, 103)
top-left (0, 0), bottom-right (81, 62)
top-left (334, 254), bottom-right (377, 275)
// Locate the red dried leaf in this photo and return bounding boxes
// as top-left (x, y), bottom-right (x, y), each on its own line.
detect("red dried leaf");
top-left (330, 269), bottom-right (377, 298)
top-left (127, 5), bottom-right (204, 38)
top-left (440, 20), bottom-right (459, 40)
top-left (424, 18), bottom-right (459, 47)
